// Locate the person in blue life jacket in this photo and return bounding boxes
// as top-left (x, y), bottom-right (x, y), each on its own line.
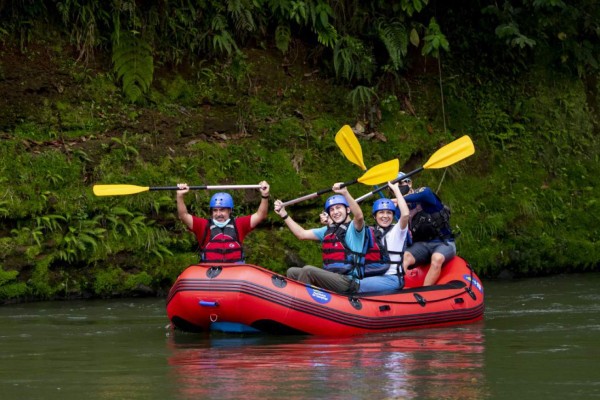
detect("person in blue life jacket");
top-left (399, 173), bottom-right (455, 286)
top-left (357, 181), bottom-right (410, 293)
top-left (273, 183), bottom-right (365, 294)
top-left (176, 181), bottom-right (270, 263)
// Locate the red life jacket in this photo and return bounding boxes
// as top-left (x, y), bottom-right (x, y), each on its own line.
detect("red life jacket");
top-left (199, 219), bottom-right (244, 263)
top-left (362, 226), bottom-right (404, 278)
top-left (362, 226), bottom-right (391, 277)
top-left (321, 223), bottom-right (355, 275)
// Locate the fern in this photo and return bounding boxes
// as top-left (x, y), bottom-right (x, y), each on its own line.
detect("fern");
top-left (226, 0), bottom-right (257, 33)
top-left (377, 20), bottom-right (409, 70)
top-left (112, 31), bottom-right (154, 102)
top-left (275, 24), bottom-right (291, 53)
top-left (347, 85), bottom-right (377, 112)
top-left (316, 23), bottom-right (338, 49)
top-left (211, 15), bottom-right (238, 55)
top-left (333, 36), bottom-right (375, 82)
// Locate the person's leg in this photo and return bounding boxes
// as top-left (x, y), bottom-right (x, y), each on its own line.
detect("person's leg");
top-left (404, 242), bottom-right (429, 270)
top-left (287, 265), bottom-right (319, 284)
top-left (295, 265), bottom-right (321, 284)
top-left (304, 267), bottom-right (355, 294)
top-left (286, 266), bottom-right (303, 281)
top-left (403, 251), bottom-right (416, 269)
top-left (423, 241), bottom-right (456, 286)
top-left (358, 275), bottom-right (400, 293)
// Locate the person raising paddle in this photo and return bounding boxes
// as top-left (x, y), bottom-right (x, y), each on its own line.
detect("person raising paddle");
top-left (274, 183), bottom-right (365, 294)
top-left (357, 181), bottom-right (410, 293)
top-left (176, 181), bottom-right (270, 263)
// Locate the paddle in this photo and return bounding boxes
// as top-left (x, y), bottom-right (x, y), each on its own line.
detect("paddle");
top-left (93, 184), bottom-right (262, 197)
top-left (335, 124), bottom-right (386, 200)
top-left (355, 135), bottom-right (475, 202)
top-left (335, 125), bottom-right (367, 171)
top-left (280, 158), bottom-right (399, 207)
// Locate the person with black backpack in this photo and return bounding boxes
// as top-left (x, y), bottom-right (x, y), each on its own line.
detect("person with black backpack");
top-left (400, 174), bottom-right (455, 286)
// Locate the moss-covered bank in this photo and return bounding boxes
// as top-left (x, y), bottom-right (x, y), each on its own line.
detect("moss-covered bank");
top-left (0, 39), bottom-right (598, 302)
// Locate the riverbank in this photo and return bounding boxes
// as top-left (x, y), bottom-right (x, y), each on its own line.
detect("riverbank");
top-left (1, 34), bottom-right (599, 301)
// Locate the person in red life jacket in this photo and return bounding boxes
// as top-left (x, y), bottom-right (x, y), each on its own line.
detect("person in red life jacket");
top-left (357, 181), bottom-right (410, 293)
top-left (176, 181), bottom-right (270, 263)
top-left (273, 183), bottom-right (365, 294)
top-left (399, 173), bottom-right (455, 286)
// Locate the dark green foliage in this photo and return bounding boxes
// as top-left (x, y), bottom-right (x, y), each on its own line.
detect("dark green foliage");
top-left (0, 1), bottom-right (599, 303)
top-left (112, 32), bottom-right (154, 103)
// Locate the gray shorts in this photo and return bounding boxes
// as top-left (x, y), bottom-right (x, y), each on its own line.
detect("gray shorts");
top-left (406, 240), bottom-right (456, 265)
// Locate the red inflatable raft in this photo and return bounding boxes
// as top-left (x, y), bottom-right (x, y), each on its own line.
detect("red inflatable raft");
top-left (166, 256), bottom-right (484, 336)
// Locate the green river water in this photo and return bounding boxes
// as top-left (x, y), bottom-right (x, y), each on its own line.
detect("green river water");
top-left (1, 272), bottom-right (598, 399)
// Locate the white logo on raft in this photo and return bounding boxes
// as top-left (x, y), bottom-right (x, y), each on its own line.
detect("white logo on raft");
top-left (463, 275), bottom-right (484, 294)
top-left (306, 287), bottom-right (332, 304)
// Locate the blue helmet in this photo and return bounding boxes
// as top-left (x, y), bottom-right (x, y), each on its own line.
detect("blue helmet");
top-left (397, 171), bottom-right (411, 183)
top-left (324, 194), bottom-right (349, 212)
top-left (372, 198), bottom-right (397, 215)
top-left (209, 192), bottom-right (234, 209)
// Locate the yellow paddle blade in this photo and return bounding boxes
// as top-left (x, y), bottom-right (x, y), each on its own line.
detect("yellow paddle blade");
top-left (335, 125), bottom-right (367, 170)
top-left (423, 135), bottom-right (475, 169)
top-left (358, 159), bottom-right (399, 185)
top-left (93, 184), bottom-right (150, 196)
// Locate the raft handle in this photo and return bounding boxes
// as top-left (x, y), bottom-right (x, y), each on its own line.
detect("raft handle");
top-left (272, 275), bottom-right (287, 288)
top-left (414, 293), bottom-right (427, 307)
top-left (466, 287), bottom-right (477, 300)
top-left (199, 300), bottom-right (219, 307)
top-left (207, 267), bottom-right (222, 279)
top-left (349, 297), bottom-right (362, 310)
top-left (379, 305), bottom-right (391, 312)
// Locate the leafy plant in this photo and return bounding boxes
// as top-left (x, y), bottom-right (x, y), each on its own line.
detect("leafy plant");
top-left (421, 18), bottom-right (449, 58)
top-left (275, 24), bottom-right (291, 54)
top-left (110, 132), bottom-right (139, 160)
top-left (112, 30), bottom-right (154, 102)
top-left (377, 19), bottom-right (409, 70)
top-left (333, 36), bottom-right (375, 82)
top-left (56, 217), bottom-right (106, 263)
top-left (347, 85), bottom-right (377, 114)
top-left (211, 15), bottom-right (238, 56)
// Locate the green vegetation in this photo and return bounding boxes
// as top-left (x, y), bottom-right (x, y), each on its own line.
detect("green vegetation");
top-left (0, 1), bottom-right (598, 301)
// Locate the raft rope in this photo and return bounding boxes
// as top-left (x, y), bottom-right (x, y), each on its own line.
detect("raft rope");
top-left (185, 262), bottom-right (478, 308)
top-left (351, 262), bottom-right (477, 306)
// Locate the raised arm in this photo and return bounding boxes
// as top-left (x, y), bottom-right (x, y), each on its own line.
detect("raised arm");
top-left (176, 183), bottom-right (194, 229)
top-left (332, 182), bottom-right (364, 231)
top-left (250, 180), bottom-right (270, 228)
top-left (389, 181), bottom-right (410, 230)
top-left (273, 199), bottom-right (319, 241)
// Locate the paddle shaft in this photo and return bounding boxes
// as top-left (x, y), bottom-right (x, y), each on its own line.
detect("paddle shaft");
top-left (356, 167), bottom-right (423, 203)
top-left (280, 179), bottom-right (357, 207)
top-left (151, 184), bottom-right (262, 191)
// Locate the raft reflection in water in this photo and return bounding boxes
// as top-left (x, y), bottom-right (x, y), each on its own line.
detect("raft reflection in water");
top-left (167, 324), bottom-right (488, 399)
